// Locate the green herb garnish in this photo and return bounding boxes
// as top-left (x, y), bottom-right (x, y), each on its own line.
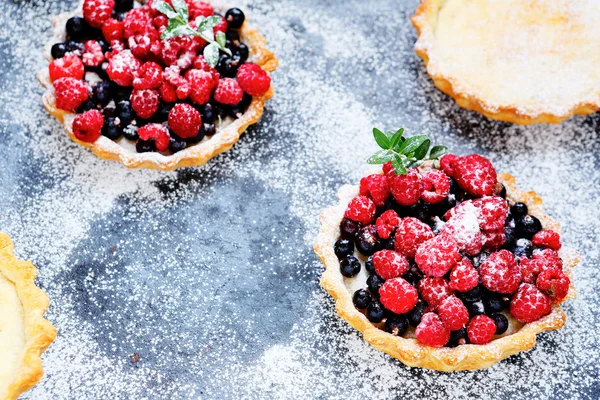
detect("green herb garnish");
top-left (152, 0), bottom-right (231, 68)
top-left (367, 128), bottom-right (448, 175)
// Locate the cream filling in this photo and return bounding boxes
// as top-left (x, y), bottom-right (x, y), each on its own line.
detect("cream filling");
top-left (0, 272), bottom-right (25, 397)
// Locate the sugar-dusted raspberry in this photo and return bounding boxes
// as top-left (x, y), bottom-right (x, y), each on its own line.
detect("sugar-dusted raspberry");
top-left (163, 66), bottom-right (191, 100)
top-left (453, 154), bottom-right (497, 197)
top-left (519, 257), bottom-right (545, 284)
top-left (193, 55), bottom-right (220, 83)
top-left (387, 169), bottom-right (423, 207)
top-left (532, 248), bottom-right (563, 269)
top-left (359, 174), bottom-right (390, 207)
top-left (159, 81), bottom-right (178, 103)
top-left (376, 210), bottom-right (400, 239)
top-left (161, 36), bottom-right (198, 68)
top-left (439, 153), bottom-right (458, 177)
top-left (138, 123), bottom-right (170, 152)
top-left (344, 195), bottom-right (376, 225)
top-left (479, 250), bottom-right (521, 294)
top-left (510, 283), bottom-right (552, 323)
top-left (482, 230), bottom-right (506, 251)
top-left (131, 89), bottom-right (159, 119)
top-left (133, 62), bottom-right (163, 90)
top-left (82, 40), bottom-right (105, 67)
top-left (449, 258), bottom-right (479, 293)
top-left (415, 312), bottom-right (450, 347)
top-left (186, 0), bottom-right (214, 19)
top-left (107, 50), bottom-right (141, 86)
top-left (382, 162), bottom-right (394, 175)
top-left (186, 69), bottom-right (216, 105)
top-left (438, 295), bottom-right (469, 331)
top-left (49, 55), bottom-right (84, 82)
top-left (421, 169), bottom-right (450, 204)
top-left (379, 277), bottom-right (418, 314)
top-left (168, 103), bottom-right (203, 139)
top-left (153, 14), bottom-right (169, 30)
top-left (102, 18), bottom-right (124, 42)
top-left (213, 15), bottom-right (228, 33)
top-left (237, 63), bottom-right (271, 97)
top-left (467, 315), bottom-right (496, 344)
top-left (442, 201), bottom-right (483, 256)
top-left (53, 77), bottom-right (89, 111)
top-left (536, 268), bottom-right (570, 302)
top-left (83, 0), bottom-right (115, 28)
top-left (394, 217), bottom-right (434, 259)
top-left (104, 40), bottom-right (125, 61)
top-left (474, 196), bottom-right (508, 232)
top-left (128, 30), bottom-right (161, 59)
top-left (372, 250), bottom-right (410, 280)
top-left (415, 234), bottom-right (461, 277)
top-left (123, 8), bottom-right (153, 38)
top-left (214, 78), bottom-right (244, 105)
top-left (72, 110), bottom-right (103, 142)
top-left (532, 230), bottom-right (562, 251)
top-left (418, 277), bottom-right (453, 310)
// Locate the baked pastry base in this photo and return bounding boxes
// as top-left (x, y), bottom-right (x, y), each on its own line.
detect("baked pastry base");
top-left (314, 171), bottom-right (578, 371)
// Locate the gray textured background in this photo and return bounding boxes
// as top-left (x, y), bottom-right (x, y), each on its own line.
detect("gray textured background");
top-left (0, 0), bottom-right (599, 399)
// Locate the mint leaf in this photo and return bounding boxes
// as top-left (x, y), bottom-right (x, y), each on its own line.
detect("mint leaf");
top-left (373, 128), bottom-right (391, 149)
top-left (389, 128), bottom-right (404, 150)
top-left (429, 145), bottom-right (448, 160)
top-left (412, 138), bottom-right (431, 160)
top-left (152, 0), bottom-right (178, 19)
top-left (391, 154), bottom-right (407, 175)
top-left (367, 149), bottom-right (394, 164)
top-left (203, 43), bottom-right (220, 68)
top-left (171, 0), bottom-right (188, 20)
top-left (216, 31), bottom-right (227, 48)
top-left (397, 135), bottom-right (428, 155)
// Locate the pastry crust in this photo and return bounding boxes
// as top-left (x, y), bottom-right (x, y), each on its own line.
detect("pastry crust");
top-left (0, 233), bottom-right (57, 399)
top-left (314, 171), bottom-right (578, 371)
top-left (411, 0), bottom-right (600, 125)
top-left (38, 3), bottom-right (278, 170)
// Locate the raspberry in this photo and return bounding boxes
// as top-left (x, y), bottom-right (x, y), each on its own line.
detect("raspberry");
top-left (532, 249), bottom-right (563, 269)
top-left (186, 69), bottom-right (216, 105)
top-left (375, 210), bottom-right (400, 239)
top-left (83, 0), bottom-right (115, 28)
top-left (133, 62), bottom-right (163, 90)
top-left (387, 169), bottom-right (423, 206)
top-left (161, 36), bottom-right (197, 68)
top-left (237, 63), bottom-right (272, 97)
top-left (449, 258), bottom-right (479, 292)
top-left (510, 283), bottom-right (552, 323)
top-left (418, 277), bottom-right (452, 309)
top-left (107, 50), bottom-right (141, 86)
top-left (382, 162), bottom-right (394, 175)
top-left (128, 31), bottom-right (159, 59)
top-left (479, 250), bottom-right (521, 294)
top-left (49, 55), bottom-right (84, 82)
top-left (138, 123), bottom-right (170, 152)
top-left (372, 250), bottom-right (410, 280)
top-left (532, 230), bottom-right (562, 251)
top-left (82, 40), bottom-right (105, 67)
top-left (186, 0), bottom-right (214, 19)
top-left (102, 18), bottom-right (124, 42)
top-left (453, 154), bottom-right (497, 197)
top-left (421, 169), bottom-right (450, 204)
top-left (415, 234), bottom-right (461, 277)
top-left (439, 153), bottom-right (458, 177)
top-left (214, 78), bottom-right (244, 105)
top-left (415, 312), bottom-right (450, 347)
top-left (213, 15), bottom-right (228, 33)
top-left (344, 195), bottom-right (376, 225)
top-left (53, 77), bottom-right (89, 111)
top-left (379, 278), bottom-right (419, 314)
top-left (467, 315), bottom-right (496, 344)
top-left (123, 8), bottom-right (153, 38)
top-left (193, 55), bottom-right (220, 83)
top-left (519, 257), bottom-right (545, 284)
top-left (159, 81), bottom-right (178, 103)
top-left (72, 110), bottom-right (103, 143)
top-left (168, 103), bottom-right (203, 139)
top-left (394, 217), bottom-right (434, 259)
top-left (482, 230), bottom-right (506, 251)
top-left (164, 66), bottom-right (191, 100)
top-left (359, 174), bottom-right (390, 207)
top-left (442, 202), bottom-right (483, 256)
top-left (131, 89), bottom-right (159, 119)
top-left (536, 268), bottom-right (570, 301)
top-left (153, 15), bottom-right (169, 30)
top-left (438, 295), bottom-right (469, 331)
top-left (474, 196), bottom-right (508, 232)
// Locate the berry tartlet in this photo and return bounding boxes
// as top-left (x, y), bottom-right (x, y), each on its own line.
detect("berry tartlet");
top-left (412, 0), bottom-right (600, 124)
top-left (314, 128), bottom-right (578, 371)
top-left (38, 0), bottom-right (277, 170)
top-left (0, 233), bottom-right (56, 399)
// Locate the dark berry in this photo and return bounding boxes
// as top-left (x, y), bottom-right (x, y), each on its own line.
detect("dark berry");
top-left (352, 289), bottom-right (372, 309)
top-left (516, 215), bottom-right (542, 239)
top-left (199, 103), bottom-right (215, 123)
top-left (468, 300), bottom-right (486, 317)
top-left (153, 101), bottom-right (174, 122)
top-left (381, 236), bottom-right (395, 250)
top-left (355, 225), bottom-right (380, 256)
top-left (366, 301), bottom-right (385, 323)
top-left (114, 0), bottom-right (134, 12)
top-left (334, 238), bottom-right (354, 259)
top-left (491, 313), bottom-right (509, 335)
top-left (367, 274), bottom-right (385, 295)
top-left (168, 133), bottom-right (187, 154)
top-left (446, 328), bottom-right (467, 347)
top-left (407, 300), bottom-right (427, 327)
top-left (509, 238), bottom-right (533, 259)
top-left (483, 294), bottom-right (505, 314)
top-left (122, 124), bottom-right (139, 141)
top-left (216, 55), bottom-right (238, 78)
top-left (92, 81), bottom-right (114, 107)
top-left (407, 200), bottom-right (431, 223)
top-left (431, 194), bottom-right (457, 217)
top-left (340, 218), bottom-right (360, 238)
top-left (226, 30), bottom-right (240, 44)
top-left (66, 40), bottom-right (85, 53)
top-left (504, 224), bottom-right (516, 248)
top-left (117, 100), bottom-right (134, 125)
top-left (77, 100), bottom-right (97, 114)
top-left (103, 106), bottom-right (117, 118)
top-left (114, 86), bottom-right (133, 103)
top-left (66, 17), bottom-right (90, 40)
top-left (225, 8), bottom-right (245, 29)
top-left (97, 39), bottom-right (110, 53)
top-left (229, 93), bottom-right (252, 117)
top-left (101, 117), bottom-right (122, 140)
top-left (185, 129), bottom-right (205, 145)
top-left (365, 256), bottom-right (375, 275)
top-left (51, 43), bottom-right (68, 59)
top-left (200, 123), bottom-right (216, 137)
top-left (458, 285), bottom-right (484, 303)
top-left (510, 202), bottom-right (528, 218)
top-left (498, 184), bottom-right (507, 199)
top-left (384, 315), bottom-right (409, 336)
top-left (234, 43), bottom-right (249, 63)
top-left (402, 263), bottom-right (423, 283)
top-left (340, 255), bottom-right (361, 278)
top-left (470, 252), bottom-right (489, 268)
top-left (136, 139), bottom-right (156, 153)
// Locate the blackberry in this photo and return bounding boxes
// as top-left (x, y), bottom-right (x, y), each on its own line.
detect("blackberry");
top-left (92, 82), bottom-right (114, 107)
top-left (458, 285), bottom-right (484, 303)
top-left (355, 225), bottom-right (380, 256)
top-left (366, 274), bottom-right (385, 295)
top-left (339, 218), bottom-right (361, 239)
top-left (66, 17), bottom-right (90, 40)
top-left (510, 202), bottom-right (528, 218)
top-left (468, 300), bottom-right (486, 317)
top-left (407, 300), bottom-right (427, 327)
top-left (364, 256), bottom-right (375, 275)
top-left (340, 255), bottom-right (361, 278)
top-left (101, 117), bottom-right (122, 140)
top-left (446, 328), bottom-right (467, 347)
top-left (366, 301), bottom-right (385, 323)
top-left (225, 8), bottom-right (245, 29)
top-left (116, 100), bottom-right (135, 125)
top-left (352, 289), bottom-right (372, 310)
top-left (509, 238), bottom-right (533, 259)
top-left (334, 238), bottom-right (354, 259)
top-left (136, 139), bottom-right (156, 153)
top-left (168, 134), bottom-right (187, 154)
top-left (491, 313), bottom-right (509, 335)
top-left (384, 315), bottom-right (409, 336)
top-left (51, 43), bottom-right (68, 59)
top-left (114, 0), bottom-right (134, 12)
top-left (516, 215), bottom-right (542, 239)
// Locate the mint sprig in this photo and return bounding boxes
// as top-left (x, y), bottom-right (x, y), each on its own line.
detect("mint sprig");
top-left (367, 128), bottom-right (448, 175)
top-left (152, 0), bottom-right (232, 68)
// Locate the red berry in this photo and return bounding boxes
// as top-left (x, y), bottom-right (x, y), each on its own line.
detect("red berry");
top-left (128, 32), bottom-right (157, 59)
top-left (72, 110), bottom-right (103, 143)
top-left (133, 62), bottom-right (163, 90)
top-left (123, 8), bottom-right (153, 38)
top-left (442, 202), bottom-right (483, 256)
top-left (344, 195), bottom-right (376, 225)
top-left (482, 230), bottom-right (506, 251)
top-left (439, 153), bottom-right (458, 177)
top-left (102, 18), bottom-right (124, 42)
top-left (214, 78), bottom-right (244, 105)
top-left (375, 210), bottom-right (400, 239)
top-left (382, 162), bottom-right (394, 175)
top-left (415, 312), bottom-right (450, 347)
top-left (153, 15), bottom-right (169, 30)
top-left (372, 250), bottom-right (410, 280)
top-left (53, 77), bottom-right (89, 111)
top-left (164, 66), bottom-right (192, 100)
top-left (510, 283), bottom-right (552, 323)
top-left (394, 217), bottom-right (434, 259)
top-left (186, 0), bottom-right (214, 19)
top-left (131, 89), bottom-right (159, 119)
top-left (532, 230), bottom-right (562, 251)
top-left (82, 40), bottom-right (105, 67)
top-left (359, 173), bottom-right (390, 207)
top-left (418, 277), bottom-right (452, 309)
top-left (213, 15), bottom-right (228, 33)
top-left (193, 55), bottom-right (220, 83)
top-left (159, 81), bottom-right (178, 103)
top-left (107, 50), bottom-right (141, 86)
top-left (536, 268), bottom-right (570, 302)
top-left (168, 103), bottom-right (203, 139)
top-left (438, 295), bottom-right (469, 331)
top-left (186, 69), bottom-right (216, 105)
top-left (421, 169), bottom-right (450, 204)
top-left (161, 36), bottom-right (197, 68)
top-left (49, 55), bottom-right (84, 82)
top-left (479, 250), bottom-right (521, 294)
top-left (415, 234), bottom-right (461, 277)
top-left (519, 257), bottom-right (545, 284)
top-left (379, 278), bottom-right (418, 314)
top-left (138, 123), bottom-right (170, 152)
top-left (449, 258), bottom-right (479, 292)
top-left (467, 315), bottom-right (496, 344)
top-left (453, 154), bottom-right (497, 197)
top-left (474, 196), bottom-right (508, 232)
top-left (387, 169), bottom-right (423, 206)
top-left (83, 0), bottom-right (115, 28)
top-left (237, 63), bottom-right (272, 97)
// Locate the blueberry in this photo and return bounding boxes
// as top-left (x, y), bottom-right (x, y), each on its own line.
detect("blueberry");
top-left (225, 8), bottom-right (245, 29)
top-left (340, 255), bottom-right (361, 278)
top-left (234, 43), bottom-right (249, 63)
top-left (66, 17), bottom-right (90, 40)
top-left (122, 124), bottom-right (139, 141)
top-left (407, 300), bottom-right (427, 327)
top-left (51, 43), bottom-right (68, 59)
top-left (384, 315), bottom-right (409, 336)
top-left (152, 101), bottom-right (174, 122)
top-left (504, 223), bottom-right (516, 248)
top-left (92, 82), bottom-right (114, 107)
top-left (216, 56), bottom-right (239, 77)
top-left (491, 313), bottom-right (509, 335)
top-left (114, 0), bottom-right (134, 12)
top-left (367, 274), bottom-right (385, 295)
top-left (509, 238), bottom-right (533, 259)
top-left (77, 100), bottom-right (97, 114)
top-left (66, 40), bottom-right (85, 53)
top-left (516, 215), bottom-right (542, 239)
top-left (352, 289), bottom-right (372, 309)
top-left (199, 103), bottom-right (215, 123)
top-left (226, 30), bottom-right (240, 44)
top-left (101, 117), bottom-right (122, 140)
top-left (407, 200), bottom-right (431, 223)
top-left (103, 106), bottom-right (117, 118)
top-left (168, 133), bottom-right (187, 154)
top-left (431, 194), bottom-right (457, 216)
top-left (229, 94), bottom-right (252, 117)
top-left (366, 301), bottom-right (385, 323)
top-left (458, 285), bottom-right (484, 303)
top-left (468, 300), bottom-right (486, 317)
top-left (117, 100), bottom-right (134, 125)
top-left (403, 263), bottom-right (423, 283)
top-left (136, 139), bottom-right (156, 153)
top-left (334, 238), bottom-right (354, 259)
top-left (446, 328), bottom-right (468, 347)
top-left (339, 218), bottom-right (360, 238)
top-left (114, 86), bottom-right (133, 103)
top-left (483, 294), bottom-right (504, 314)
top-left (365, 256), bottom-right (375, 275)
top-left (510, 202), bottom-right (528, 218)
top-left (381, 236), bottom-right (395, 250)
top-left (97, 39), bottom-right (111, 53)
top-left (355, 225), bottom-right (380, 256)
top-left (448, 177), bottom-right (459, 195)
